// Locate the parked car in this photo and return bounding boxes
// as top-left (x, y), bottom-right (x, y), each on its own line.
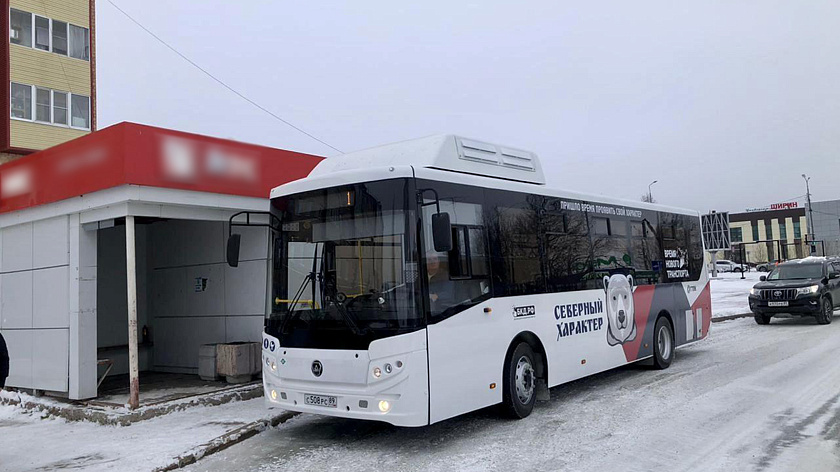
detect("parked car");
top-left (710, 259), bottom-right (748, 273)
top-left (748, 258), bottom-right (840, 325)
top-left (755, 261), bottom-right (777, 272)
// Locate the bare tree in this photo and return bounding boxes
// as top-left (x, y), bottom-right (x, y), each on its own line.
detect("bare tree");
top-left (641, 193), bottom-right (657, 204)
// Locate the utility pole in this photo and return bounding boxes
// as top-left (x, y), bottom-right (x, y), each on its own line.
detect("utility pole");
top-left (802, 174), bottom-right (815, 254)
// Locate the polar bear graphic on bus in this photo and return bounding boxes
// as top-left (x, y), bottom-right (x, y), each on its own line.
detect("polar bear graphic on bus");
top-left (603, 274), bottom-right (637, 346)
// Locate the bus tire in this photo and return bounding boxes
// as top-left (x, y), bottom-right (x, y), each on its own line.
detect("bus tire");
top-left (652, 317), bottom-right (674, 370)
top-left (503, 342), bottom-right (537, 419)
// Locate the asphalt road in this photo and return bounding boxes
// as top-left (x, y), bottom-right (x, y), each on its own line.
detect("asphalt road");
top-left (186, 314), bottom-right (840, 472)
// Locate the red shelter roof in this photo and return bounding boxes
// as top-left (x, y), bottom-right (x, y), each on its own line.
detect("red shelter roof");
top-left (0, 122), bottom-right (324, 214)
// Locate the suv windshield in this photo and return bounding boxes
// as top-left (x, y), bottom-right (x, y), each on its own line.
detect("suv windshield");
top-left (767, 263), bottom-right (824, 280)
top-left (267, 178), bottom-right (422, 350)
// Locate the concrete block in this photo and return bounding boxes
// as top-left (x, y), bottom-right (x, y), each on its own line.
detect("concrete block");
top-left (198, 344), bottom-right (219, 381)
top-left (216, 342), bottom-right (259, 383)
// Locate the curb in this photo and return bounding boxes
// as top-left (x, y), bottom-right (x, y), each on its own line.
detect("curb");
top-left (155, 410), bottom-right (299, 471)
top-left (712, 313), bottom-right (752, 322)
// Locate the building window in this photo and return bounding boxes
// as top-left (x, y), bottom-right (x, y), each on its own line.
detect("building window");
top-left (53, 91), bottom-right (69, 125)
top-left (10, 83), bottom-right (32, 119)
top-left (35, 88), bottom-right (51, 123)
top-left (765, 221), bottom-right (773, 240)
top-left (10, 9), bottom-right (32, 47)
top-left (731, 227), bottom-right (743, 243)
top-left (8, 9), bottom-right (90, 61)
top-left (51, 20), bottom-right (68, 56)
top-left (793, 221), bottom-right (801, 239)
top-left (69, 25), bottom-right (90, 60)
top-left (752, 225), bottom-right (759, 242)
top-left (34, 15), bottom-right (50, 51)
top-left (779, 222), bottom-right (787, 242)
top-left (71, 94), bottom-right (90, 129)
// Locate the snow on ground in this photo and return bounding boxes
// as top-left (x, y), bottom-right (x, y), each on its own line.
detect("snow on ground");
top-left (187, 315), bottom-right (840, 472)
top-left (710, 270), bottom-right (762, 318)
top-left (0, 396), bottom-right (276, 471)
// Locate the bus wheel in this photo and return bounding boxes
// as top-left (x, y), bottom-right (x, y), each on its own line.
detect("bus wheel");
top-left (503, 342), bottom-right (537, 419)
top-left (652, 317), bottom-right (674, 370)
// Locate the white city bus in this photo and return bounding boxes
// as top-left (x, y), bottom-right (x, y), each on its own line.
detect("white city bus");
top-left (227, 135), bottom-right (711, 427)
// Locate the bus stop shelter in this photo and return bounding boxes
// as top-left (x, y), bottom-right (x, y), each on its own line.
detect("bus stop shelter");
top-left (0, 122), bottom-right (322, 405)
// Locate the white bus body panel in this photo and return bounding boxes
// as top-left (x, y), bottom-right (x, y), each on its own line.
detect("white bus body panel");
top-left (262, 329), bottom-right (430, 427)
top-left (427, 290), bottom-right (628, 424)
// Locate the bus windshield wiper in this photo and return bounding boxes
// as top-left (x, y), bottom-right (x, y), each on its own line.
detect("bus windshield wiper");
top-left (279, 244), bottom-right (319, 334)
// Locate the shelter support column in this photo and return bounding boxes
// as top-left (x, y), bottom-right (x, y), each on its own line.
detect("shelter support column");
top-left (126, 216), bottom-right (140, 409)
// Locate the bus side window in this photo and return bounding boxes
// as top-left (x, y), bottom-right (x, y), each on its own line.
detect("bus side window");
top-left (543, 203), bottom-right (590, 292)
top-left (417, 179), bottom-right (490, 321)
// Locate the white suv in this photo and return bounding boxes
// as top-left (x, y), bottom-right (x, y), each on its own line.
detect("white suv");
top-left (712, 260), bottom-right (747, 273)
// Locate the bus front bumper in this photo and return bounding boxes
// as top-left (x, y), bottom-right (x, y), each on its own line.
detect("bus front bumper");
top-left (261, 331), bottom-right (430, 427)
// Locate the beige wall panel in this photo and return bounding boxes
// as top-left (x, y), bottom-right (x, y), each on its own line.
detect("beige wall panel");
top-left (10, 46), bottom-right (91, 96)
top-left (10, 0), bottom-right (90, 28)
top-left (10, 119), bottom-right (88, 150)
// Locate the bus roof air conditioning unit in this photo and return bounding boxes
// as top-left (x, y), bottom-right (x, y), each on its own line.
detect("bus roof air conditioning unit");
top-left (308, 135), bottom-right (546, 185)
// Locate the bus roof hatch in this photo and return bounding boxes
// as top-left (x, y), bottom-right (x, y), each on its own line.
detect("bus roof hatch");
top-left (310, 135), bottom-right (546, 185)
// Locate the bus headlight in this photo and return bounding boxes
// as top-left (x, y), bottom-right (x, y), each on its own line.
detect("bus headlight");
top-left (270, 360), bottom-right (277, 372)
top-left (378, 400), bottom-right (391, 413)
top-left (373, 367), bottom-right (382, 378)
top-left (270, 389), bottom-right (278, 400)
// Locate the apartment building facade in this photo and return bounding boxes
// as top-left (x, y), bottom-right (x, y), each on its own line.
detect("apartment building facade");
top-left (2, 0), bottom-right (95, 163)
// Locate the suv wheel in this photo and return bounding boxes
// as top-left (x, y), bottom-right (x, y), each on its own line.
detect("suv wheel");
top-left (817, 298), bottom-right (833, 325)
top-left (754, 313), bottom-right (771, 325)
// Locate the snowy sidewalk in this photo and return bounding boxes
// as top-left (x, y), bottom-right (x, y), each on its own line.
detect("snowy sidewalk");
top-left (710, 271), bottom-right (761, 319)
top-left (0, 393), bottom-right (292, 472)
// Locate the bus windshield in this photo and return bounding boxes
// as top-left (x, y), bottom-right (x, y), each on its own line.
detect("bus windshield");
top-left (267, 178), bottom-right (422, 350)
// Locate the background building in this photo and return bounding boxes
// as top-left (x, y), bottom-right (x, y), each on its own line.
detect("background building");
top-left (2, 0), bottom-right (95, 163)
top-left (727, 205), bottom-right (809, 263)
top-left (810, 199), bottom-right (840, 256)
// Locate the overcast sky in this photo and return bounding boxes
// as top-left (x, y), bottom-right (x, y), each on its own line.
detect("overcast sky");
top-left (96, 1), bottom-right (840, 213)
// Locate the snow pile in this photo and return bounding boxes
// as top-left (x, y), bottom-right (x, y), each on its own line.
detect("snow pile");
top-left (0, 396), bottom-right (280, 471)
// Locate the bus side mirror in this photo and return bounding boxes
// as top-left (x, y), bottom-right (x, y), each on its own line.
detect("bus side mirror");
top-left (432, 213), bottom-right (452, 252)
top-left (227, 233), bottom-right (241, 268)
top-left (759, 275), bottom-right (767, 282)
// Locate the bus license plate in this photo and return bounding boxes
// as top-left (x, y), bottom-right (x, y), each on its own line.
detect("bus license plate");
top-left (304, 394), bottom-right (337, 408)
top-left (768, 301), bottom-right (788, 307)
